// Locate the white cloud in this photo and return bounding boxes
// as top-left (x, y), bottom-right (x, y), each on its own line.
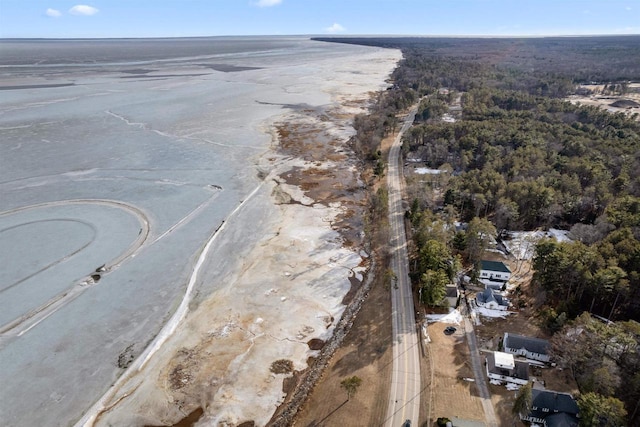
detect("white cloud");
top-left (254, 0), bottom-right (282, 7)
top-left (325, 23), bottom-right (346, 33)
top-left (69, 5), bottom-right (99, 16)
top-left (46, 8), bottom-right (62, 18)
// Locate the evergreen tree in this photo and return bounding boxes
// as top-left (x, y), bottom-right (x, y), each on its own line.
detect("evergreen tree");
top-left (512, 382), bottom-right (533, 419)
top-left (578, 392), bottom-right (627, 427)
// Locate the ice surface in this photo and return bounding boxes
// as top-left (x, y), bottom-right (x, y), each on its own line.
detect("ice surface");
top-left (0, 37), bottom-right (401, 426)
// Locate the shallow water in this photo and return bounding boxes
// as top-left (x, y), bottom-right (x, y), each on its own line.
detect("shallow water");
top-left (0, 37), bottom-right (397, 425)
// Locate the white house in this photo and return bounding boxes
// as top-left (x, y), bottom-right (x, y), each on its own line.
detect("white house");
top-left (479, 260), bottom-right (511, 290)
top-left (486, 351), bottom-right (529, 385)
top-left (503, 332), bottom-right (550, 363)
top-left (476, 288), bottom-right (509, 310)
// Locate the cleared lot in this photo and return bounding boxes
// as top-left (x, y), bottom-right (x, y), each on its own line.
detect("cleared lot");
top-left (424, 321), bottom-right (486, 425)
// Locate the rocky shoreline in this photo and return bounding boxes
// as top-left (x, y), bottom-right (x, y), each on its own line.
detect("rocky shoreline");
top-left (90, 47), bottom-right (401, 427)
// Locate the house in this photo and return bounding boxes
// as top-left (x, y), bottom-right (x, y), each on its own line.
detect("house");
top-left (544, 413), bottom-right (579, 427)
top-left (522, 389), bottom-right (579, 427)
top-left (486, 351), bottom-right (529, 385)
top-left (503, 332), bottom-right (550, 363)
top-left (445, 284), bottom-right (459, 308)
top-left (476, 288), bottom-right (509, 310)
top-left (478, 260), bottom-right (511, 290)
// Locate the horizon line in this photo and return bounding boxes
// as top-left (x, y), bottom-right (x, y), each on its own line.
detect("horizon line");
top-left (2, 33), bottom-right (640, 41)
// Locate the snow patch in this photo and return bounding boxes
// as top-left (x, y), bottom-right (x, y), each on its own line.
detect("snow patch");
top-left (475, 306), bottom-right (513, 319)
top-left (426, 309), bottom-right (462, 324)
top-left (414, 167), bottom-right (443, 175)
top-left (548, 228), bottom-right (572, 242)
top-left (442, 113), bottom-right (456, 123)
top-left (503, 229), bottom-right (573, 260)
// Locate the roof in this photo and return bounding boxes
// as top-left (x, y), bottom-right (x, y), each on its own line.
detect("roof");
top-left (476, 288), bottom-right (506, 305)
top-left (545, 412), bottom-right (579, 427)
top-left (486, 352), bottom-right (529, 380)
top-left (445, 284), bottom-right (459, 298)
top-left (504, 333), bottom-right (550, 355)
top-left (494, 351), bottom-right (515, 369)
top-left (530, 389), bottom-right (579, 419)
top-left (480, 260), bottom-right (511, 273)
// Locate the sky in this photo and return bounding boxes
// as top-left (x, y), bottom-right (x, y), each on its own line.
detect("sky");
top-left (1, 0), bottom-right (639, 39)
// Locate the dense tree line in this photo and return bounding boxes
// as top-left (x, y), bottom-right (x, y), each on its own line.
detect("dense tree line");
top-left (315, 36), bottom-right (640, 89)
top-left (351, 86), bottom-right (416, 161)
top-left (533, 223), bottom-right (640, 322)
top-left (408, 89), bottom-right (640, 230)
top-left (324, 36), bottom-right (640, 424)
top-left (406, 205), bottom-right (496, 305)
top-left (405, 207), bottom-right (460, 306)
top-left (550, 313), bottom-right (639, 426)
top-left (403, 86), bottom-right (640, 328)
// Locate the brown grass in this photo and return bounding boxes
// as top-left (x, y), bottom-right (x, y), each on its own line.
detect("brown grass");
top-left (426, 322), bottom-right (486, 424)
top-left (293, 271), bottom-right (393, 427)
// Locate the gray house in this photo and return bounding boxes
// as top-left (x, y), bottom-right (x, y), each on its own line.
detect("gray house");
top-left (476, 288), bottom-right (509, 310)
top-left (522, 389), bottom-right (579, 427)
top-left (486, 351), bottom-right (529, 385)
top-left (503, 332), bottom-right (550, 363)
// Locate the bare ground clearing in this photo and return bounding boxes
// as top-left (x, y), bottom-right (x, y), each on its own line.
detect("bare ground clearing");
top-left (425, 322), bottom-right (486, 425)
top-left (568, 83), bottom-right (640, 119)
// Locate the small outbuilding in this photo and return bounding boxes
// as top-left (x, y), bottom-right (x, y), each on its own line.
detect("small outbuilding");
top-left (444, 284), bottom-right (459, 308)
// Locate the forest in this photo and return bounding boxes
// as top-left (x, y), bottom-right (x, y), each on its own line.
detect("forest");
top-left (318, 36), bottom-right (640, 426)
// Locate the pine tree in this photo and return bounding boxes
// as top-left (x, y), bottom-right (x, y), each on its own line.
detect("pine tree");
top-left (512, 382), bottom-right (533, 419)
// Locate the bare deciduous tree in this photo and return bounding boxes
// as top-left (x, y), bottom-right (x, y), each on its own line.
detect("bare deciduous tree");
top-left (340, 376), bottom-right (362, 401)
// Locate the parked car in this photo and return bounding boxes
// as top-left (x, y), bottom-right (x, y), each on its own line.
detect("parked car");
top-left (444, 326), bottom-right (456, 335)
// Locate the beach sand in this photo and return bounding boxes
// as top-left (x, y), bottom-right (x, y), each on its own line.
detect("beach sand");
top-left (90, 47), bottom-right (402, 427)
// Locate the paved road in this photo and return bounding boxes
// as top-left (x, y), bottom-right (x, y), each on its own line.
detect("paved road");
top-left (385, 106), bottom-right (421, 427)
top-left (462, 300), bottom-right (498, 427)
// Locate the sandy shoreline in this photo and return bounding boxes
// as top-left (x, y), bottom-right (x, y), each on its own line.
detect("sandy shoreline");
top-left (84, 48), bottom-right (402, 426)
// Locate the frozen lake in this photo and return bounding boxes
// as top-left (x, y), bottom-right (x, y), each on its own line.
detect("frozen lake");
top-left (0, 37), bottom-right (397, 426)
